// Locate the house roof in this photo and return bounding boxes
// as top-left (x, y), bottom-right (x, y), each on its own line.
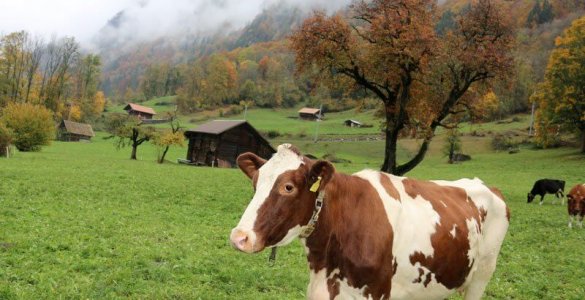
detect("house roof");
top-left (61, 120), bottom-right (95, 137)
top-left (298, 107), bottom-right (321, 115)
top-left (186, 120), bottom-right (247, 135)
top-left (124, 103), bottom-right (156, 115)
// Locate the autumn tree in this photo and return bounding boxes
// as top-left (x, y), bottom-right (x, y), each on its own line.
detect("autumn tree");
top-left (291, 0), bottom-right (514, 175)
top-left (204, 54), bottom-right (238, 106)
top-left (39, 36), bottom-right (80, 111)
top-left (105, 113), bottom-right (156, 160)
top-left (532, 16), bottom-right (585, 152)
top-left (152, 113), bottom-right (184, 164)
top-left (139, 63), bottom-right (181, 99)
top-left (0, 31), bottom-right (29, 103)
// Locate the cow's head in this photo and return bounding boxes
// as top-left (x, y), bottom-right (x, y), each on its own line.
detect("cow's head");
top-left (527, 193), bottom-right (535, 203)
top-left (568, 193), bottom-right (585, 216)
top-left (229, 144), bottom-right (334, 253)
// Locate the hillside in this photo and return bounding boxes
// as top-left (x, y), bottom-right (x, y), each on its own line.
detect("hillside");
top-left (442, 0), bottom-right (584, 25)
top-left (96, 0), bottom-right (585, 119)
top-left (97, 3), bottom-right (308, 98)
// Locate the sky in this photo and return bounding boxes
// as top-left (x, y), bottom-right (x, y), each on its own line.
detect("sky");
top-left (0, 0), bottom-right (352, 48)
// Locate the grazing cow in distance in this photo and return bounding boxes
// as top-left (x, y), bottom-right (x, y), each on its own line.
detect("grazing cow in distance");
top-left (567, 184), bottom-right (585, 228)
top-left (527, 179), bottom-right (565, 205)
top-left (230, 144), bottom-right (510, 300)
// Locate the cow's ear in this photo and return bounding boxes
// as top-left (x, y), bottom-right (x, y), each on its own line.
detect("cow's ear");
top-left (237, 152), bottom-right (266, 180)
top-left (308, 160), bottom-right (335, 192)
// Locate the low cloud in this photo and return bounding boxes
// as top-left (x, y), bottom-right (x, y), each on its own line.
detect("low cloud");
top-left (92, 0), bottom-right (352, 49)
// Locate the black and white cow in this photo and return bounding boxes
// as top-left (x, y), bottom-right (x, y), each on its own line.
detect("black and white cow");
top-left (527, 179), bottom-right (565, 205)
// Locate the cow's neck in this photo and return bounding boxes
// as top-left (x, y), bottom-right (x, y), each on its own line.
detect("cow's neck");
top-left (302, 172), bottom-right (395, 298)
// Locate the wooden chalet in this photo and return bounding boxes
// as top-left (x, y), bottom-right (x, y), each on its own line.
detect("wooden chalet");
top-left (344, 119), bottom-right (362, 127)
top-left (298, 107), bottom-right (323, 120)
top-left (57, 120), bottom-right (95, 141)
top-left (184, 120), bottom-right (275, 168)
top-left (124, 103), bottom-right (156, 119)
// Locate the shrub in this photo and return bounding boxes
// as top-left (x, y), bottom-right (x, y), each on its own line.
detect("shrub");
top-left (491, 133), bottom-right (518, 151)
top-left (443, 129), bottom-right (462, 163)
top-left (1, 103), bottom-right (55, 151)
top-left (265, 130), bottom-right (281, 139)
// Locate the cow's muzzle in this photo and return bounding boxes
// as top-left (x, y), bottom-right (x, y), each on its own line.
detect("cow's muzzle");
top-left (230, 228), bottom-right (261, 253)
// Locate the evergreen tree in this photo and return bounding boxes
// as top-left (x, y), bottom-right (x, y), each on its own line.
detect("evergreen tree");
top-left (539, 0), bottom-right (554, 24)
top-left (436, 10), bottom-right (456, 36)
top-left (526, 0), bottom-right (542, 27)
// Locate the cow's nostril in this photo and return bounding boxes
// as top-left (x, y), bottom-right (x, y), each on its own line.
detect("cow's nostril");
top-left (237, 235), bottom-right (248, 247)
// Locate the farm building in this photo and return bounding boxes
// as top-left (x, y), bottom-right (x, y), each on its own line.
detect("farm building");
top-left (184, 120), bottom-right (275, 168)
top-left (124, 103), bottom-right (156, 119)
top-left (298, 107), bottom-right (323, 120)
top-left (344, 119), bottom-right (363, 127)
top-left (57, 120), bottom-right (95, 142)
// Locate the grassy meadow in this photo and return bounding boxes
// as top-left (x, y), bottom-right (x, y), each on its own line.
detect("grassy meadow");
top-left (1, 107), bottom-right (585, 299)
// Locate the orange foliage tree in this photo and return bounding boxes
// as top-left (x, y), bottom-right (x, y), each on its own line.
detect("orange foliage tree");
top-left (291, 0), bottom-right (514, 174)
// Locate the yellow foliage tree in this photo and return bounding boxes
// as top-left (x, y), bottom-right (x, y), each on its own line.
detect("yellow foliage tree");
top-left (92, 91), bottom-right (106, 115)
top-left (68, 104), bottom-right (82, 121)
top-left (152, 117), bottom-right (184, 164)
top-left (533, 16), bottom-right (585, 152)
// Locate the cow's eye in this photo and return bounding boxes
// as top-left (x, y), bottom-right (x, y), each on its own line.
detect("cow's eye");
top-left (284, 184), bottom-right (295, 193)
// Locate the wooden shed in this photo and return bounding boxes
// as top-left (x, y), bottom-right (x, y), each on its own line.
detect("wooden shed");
top-left (184, 120), bottom-right (275, 168)
top-left (124, 103), bottom-right (156, 119)
top-left (344, 119), bottom-right (362, 127)
top-left (57, 120), bottom-right (95, 141)
top-left (298, 107), bottom-right (323, 120)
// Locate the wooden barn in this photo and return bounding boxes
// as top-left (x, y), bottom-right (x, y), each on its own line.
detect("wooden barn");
top-left (124, 103), bottom-right (156, 119)
top-left (57, 120), bottom-right (95, 141)
top-left (298, 107), bottom-right (323, 120)
top-left (184, 120), bottom-right (275, 168)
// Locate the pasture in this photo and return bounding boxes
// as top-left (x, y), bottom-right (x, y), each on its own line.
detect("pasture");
top-left (1, 116), bottom-right (585, 299)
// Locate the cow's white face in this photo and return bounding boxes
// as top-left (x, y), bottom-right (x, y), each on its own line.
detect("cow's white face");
top-left (230, 144), bottom-right (334, 253)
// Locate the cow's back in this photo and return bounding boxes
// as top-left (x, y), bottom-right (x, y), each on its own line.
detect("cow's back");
top-left (356, 171), bottom-right (509, 299)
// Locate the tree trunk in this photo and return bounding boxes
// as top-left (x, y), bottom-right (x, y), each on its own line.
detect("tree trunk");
top-left (581, 129), bottom-right (585, 153)
top-left (448, 142), bottom-right (455, 164)
top-left (158, 145), bottom-right (170, 164)
top-left (131, 144), bottom-right (138, 160)
top-left (381, 126), bottom-right (399, 174)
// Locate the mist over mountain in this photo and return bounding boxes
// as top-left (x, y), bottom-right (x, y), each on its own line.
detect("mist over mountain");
top-left (93, 0), bottom-right (352, 96)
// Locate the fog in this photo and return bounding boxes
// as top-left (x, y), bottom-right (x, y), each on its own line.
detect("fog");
top-left (0, 0), bottom-right (352, 48)
top-left (94, 0), bottom-right (353, 48)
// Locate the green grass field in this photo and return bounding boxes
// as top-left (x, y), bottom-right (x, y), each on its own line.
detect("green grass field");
top-left (1, 107), bottom-right (585, 299)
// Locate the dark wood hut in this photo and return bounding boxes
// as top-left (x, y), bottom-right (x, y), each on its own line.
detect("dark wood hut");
top-left (57, 120), bottom-right (95, 141)
top-left (343, 119), bottom-right (362, 127)
top-left (124, 103), bottom-right (156, 119)
top-left (298, 107), bottom-right (323, 120)
top-left (184, 120), bottom-right (275, 168)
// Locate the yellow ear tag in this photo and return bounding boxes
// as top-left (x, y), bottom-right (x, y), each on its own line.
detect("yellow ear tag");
top-left (310, 176), bottom-right (322, 192)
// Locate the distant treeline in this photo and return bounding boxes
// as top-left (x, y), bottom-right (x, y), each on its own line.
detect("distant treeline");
top-left (0, 31), bottom-right (105, 122)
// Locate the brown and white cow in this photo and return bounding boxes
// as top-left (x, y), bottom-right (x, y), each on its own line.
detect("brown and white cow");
top-left (567, 184), bottom-right (585, 228)
top-left (230, 144), bottom-right (510, 300)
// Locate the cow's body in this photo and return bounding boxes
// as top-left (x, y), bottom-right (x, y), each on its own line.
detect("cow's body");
top-left (230, 144), bottom-right (510, 300)
top-left (527, 179), bottom-right (565, 205)
top-left (567, 184), bottom-right (585, 228)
